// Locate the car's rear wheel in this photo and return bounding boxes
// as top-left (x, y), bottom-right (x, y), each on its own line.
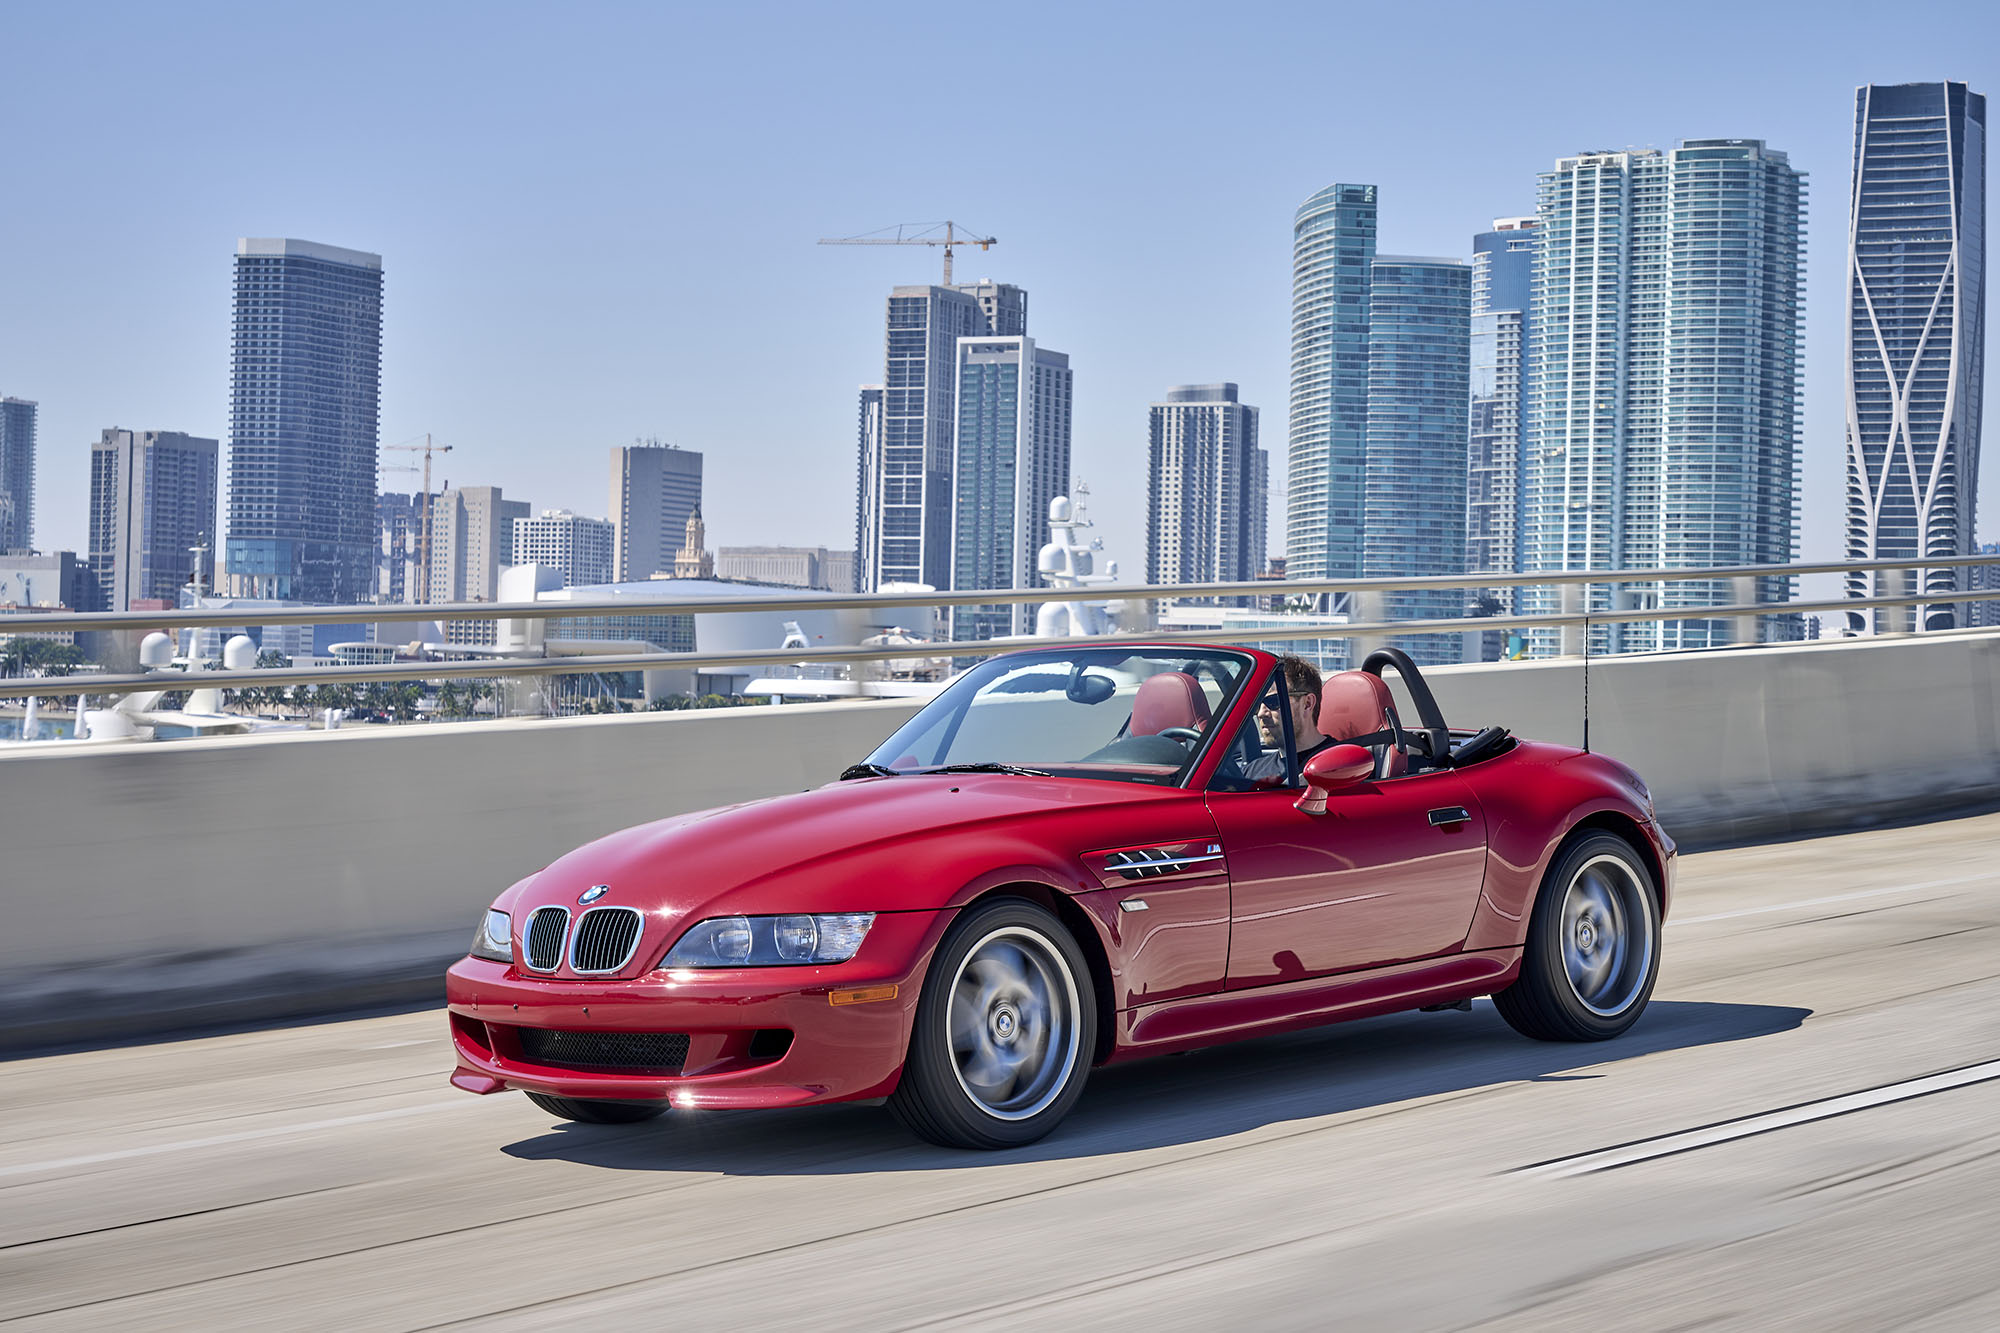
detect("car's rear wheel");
top-left (1493, 831), bottom-right (1660, 1042)
top-left (889, 898), bottom-right (1095, 1150)
top-left (524, 1092), bottom-right (667, 1124)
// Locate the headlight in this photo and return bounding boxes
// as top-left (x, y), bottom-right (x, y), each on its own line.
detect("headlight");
top-left (469, 909), bottom-right (512, 963)
top-left (662, 913), bottom-right (875, 968)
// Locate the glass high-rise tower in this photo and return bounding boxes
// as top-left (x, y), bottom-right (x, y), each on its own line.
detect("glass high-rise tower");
top-left (857, 282), bottom-right (1026, 592)
top-left (1845, 82), bottom-right (1986, 632)
top-left (88, 429), bottom-right (219, 611)
top-left (224, 238), bottom-right (383, 603)
top-left (949, 336), bottom-right (1072, 640)
top-left (1523, 142), bottom-right (1805, 654)
top-left (1467, 218), bottom-right (1537, 601)
top-left (0, 396), bottom-right (36, 553)
top-left (1288, 185), bottom-right (1376, 583)
top-left (1147, 384), bottom-right (1266, 596)
top-left (1365, 257), bottom-right (1471, 664)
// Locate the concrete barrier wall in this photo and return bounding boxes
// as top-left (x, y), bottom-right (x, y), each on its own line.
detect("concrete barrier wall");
top-left (4, 630), bottom-right (1997, 1048)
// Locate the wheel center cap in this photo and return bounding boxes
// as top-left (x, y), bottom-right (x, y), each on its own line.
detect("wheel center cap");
top-left (1577, 920), bottom-right (1597, 951)
top-left (991, 1004), bottom-right (1019, 1043)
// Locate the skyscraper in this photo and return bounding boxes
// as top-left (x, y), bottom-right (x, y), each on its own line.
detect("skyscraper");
top-left (87, 429), bottom-right (220, 612)
top-left (513, 509), bottom-right (615, 588)
top-left (376, 491), bottom-right (430, 604)
top-left (1523, 141), bottom-right (1805, 653)
top-left (857, 282), bottom-right (1027, 592)
top-left (1969, 541), bottom-right (2000, 627)
top-left (1845, 82), bottom-right (1987, 632)
top-left (609, 443), bottom-right (703, 582)
top-left (1147, 384), bottom-right (1266, 596)
top-left (1365, 257), bottom-right (1471, 662)
top-left (0, 397), bottom-right (37, 552)
top-left (224, 238), bottom-right (383, 603)
top-left (853, 385), bottom-right (883, 593)
top-left (429, 485), bottom-right (530, 604)
top-left (1288, 184), bottom-right (1377, 582)
top-left (949, 335), bottom-right (1073, 640)
top-left (1467, 218), bottom-right (1537, 597)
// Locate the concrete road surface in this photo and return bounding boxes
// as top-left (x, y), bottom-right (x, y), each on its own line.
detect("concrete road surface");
top-left (6, 812), bottom-right (2000, 1329)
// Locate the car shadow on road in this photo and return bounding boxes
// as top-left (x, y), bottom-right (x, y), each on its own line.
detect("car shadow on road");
top-left (499, 998), bottom-right (1810, 1175)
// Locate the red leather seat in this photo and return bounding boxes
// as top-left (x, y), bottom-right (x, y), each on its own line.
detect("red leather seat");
top-left (1319, 671), bottom-right (1407, 778)
top-left (1131, 671), bottom-right (1212, 736)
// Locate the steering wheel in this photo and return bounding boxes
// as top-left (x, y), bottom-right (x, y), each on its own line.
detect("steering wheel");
top-left (1157, 726), bottom-right (1202, 746)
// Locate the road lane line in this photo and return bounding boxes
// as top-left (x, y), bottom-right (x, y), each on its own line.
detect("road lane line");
top-left (1670, 870), bottom-right (1999, 926)
top-left (0, 1099), bottom-right (471, 1180)
top-left (1520, 1059), bottom-right (2000, 1178)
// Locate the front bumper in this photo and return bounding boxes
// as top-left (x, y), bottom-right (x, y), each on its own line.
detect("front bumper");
top-left (446, 909), bottom-right (950, 1108)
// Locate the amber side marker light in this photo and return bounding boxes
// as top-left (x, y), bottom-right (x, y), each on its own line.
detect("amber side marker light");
top-left (829, 984), bottom-right (899, 1007)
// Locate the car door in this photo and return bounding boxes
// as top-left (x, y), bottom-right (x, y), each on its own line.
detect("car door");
top-left (1207, 768), bottom-right (1490, 988)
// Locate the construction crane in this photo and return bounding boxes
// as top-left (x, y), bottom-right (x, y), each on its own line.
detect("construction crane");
top-left (818, 220), bottom-right (996, 285)
top-left (382, 434), bottom-right (453, 603)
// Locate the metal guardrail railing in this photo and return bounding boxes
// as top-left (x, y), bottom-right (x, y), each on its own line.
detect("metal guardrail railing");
top-left (3, 553), bottom-right (1998, 702)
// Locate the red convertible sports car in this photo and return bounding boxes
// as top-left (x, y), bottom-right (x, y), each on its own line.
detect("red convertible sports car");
top-left (447, 644), bottom-right (1672, 1149)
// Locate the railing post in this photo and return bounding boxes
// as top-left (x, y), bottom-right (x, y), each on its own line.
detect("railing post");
top-left (1349, 589), bottom-right (1384, 670)
top-left (1887, 566), bottom-right (1912, 636)
top-left (501, 675), bottom-right (546, 718)
top-left (1559, 583), bottom-right (1584, 658)
top-left (1726, 575), bottom-right (1758, 646)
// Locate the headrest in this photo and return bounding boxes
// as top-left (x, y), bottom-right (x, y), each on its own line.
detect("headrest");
top-left (1319, 671), bottom-right (1399, 744)
top-left (1131, 671), bottom-right (1211, 736)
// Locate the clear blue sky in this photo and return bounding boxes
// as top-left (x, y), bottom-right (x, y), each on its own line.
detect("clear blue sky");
top-left (3, 0), bottom-right (1997, 584)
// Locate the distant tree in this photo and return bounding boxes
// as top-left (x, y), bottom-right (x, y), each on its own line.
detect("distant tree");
top-left (1, 639), bottom-right (86, 676)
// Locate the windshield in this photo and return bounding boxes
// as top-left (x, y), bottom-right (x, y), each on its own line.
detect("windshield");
top-left (861, 647), bottom-right (1255, 786)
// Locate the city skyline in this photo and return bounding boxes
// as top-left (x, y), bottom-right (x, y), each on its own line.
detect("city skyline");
top-left (5, 5), bottom-right (1993, 593)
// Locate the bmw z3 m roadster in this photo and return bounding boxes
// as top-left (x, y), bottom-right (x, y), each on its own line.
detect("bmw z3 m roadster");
top-left (447, 644), bottom-right (1673, 1149)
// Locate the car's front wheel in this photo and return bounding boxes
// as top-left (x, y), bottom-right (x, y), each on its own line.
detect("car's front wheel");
top-left (524, 1092), bottom-right (667, 1124)
top-left (890, 898), bottom-right (1096, 1150)
top-left (1493, 831), bottom-right (1660, 1041)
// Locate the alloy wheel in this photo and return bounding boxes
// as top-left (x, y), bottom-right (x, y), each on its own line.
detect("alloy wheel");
top-left (945, 926), bottom-right (1082, 1121)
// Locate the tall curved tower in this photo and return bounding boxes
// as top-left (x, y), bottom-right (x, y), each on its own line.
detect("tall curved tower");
top-left (1287, 184), bottom-right (1376, 582)
top-left (1845, 82), bottom-right (1987, 631)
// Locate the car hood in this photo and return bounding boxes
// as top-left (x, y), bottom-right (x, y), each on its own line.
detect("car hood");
top-left (501, 772), bottom-right (1187, 929)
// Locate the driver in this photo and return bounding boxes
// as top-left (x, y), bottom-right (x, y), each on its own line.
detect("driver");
top-left (1245, 654), bottom-right (1335, 783)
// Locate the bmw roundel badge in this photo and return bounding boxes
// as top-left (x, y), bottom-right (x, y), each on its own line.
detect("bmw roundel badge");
top-left (578, 885), bottom-right (610, 906)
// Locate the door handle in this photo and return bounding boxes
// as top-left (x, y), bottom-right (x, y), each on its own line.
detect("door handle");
top-left (1428, 806), bottom-right (1471, 827)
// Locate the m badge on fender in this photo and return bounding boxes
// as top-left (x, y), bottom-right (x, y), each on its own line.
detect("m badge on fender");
top-left (578, 885), bottom-right (610, 905)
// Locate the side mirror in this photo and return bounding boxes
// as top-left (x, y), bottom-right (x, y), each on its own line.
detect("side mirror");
top-left (1294, 743), bottom-right (1376, 816)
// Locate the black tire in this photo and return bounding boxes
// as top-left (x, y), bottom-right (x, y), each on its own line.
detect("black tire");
top-left (889, 898), bottom-right (1097, 1150)
top-left (1493, 830), bottom-right (1660, 1042)
top-left (524, 1092), bottom-right (667, 1124)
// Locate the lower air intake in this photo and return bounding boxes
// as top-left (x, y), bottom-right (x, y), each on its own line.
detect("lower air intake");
top-left (515, 1028), bottom-right (691, 1073)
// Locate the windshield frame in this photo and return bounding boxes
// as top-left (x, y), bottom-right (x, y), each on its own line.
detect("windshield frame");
top-left (861, 645), bottom-right (1264, 789)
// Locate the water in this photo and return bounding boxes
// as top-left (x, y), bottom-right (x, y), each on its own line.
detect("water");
top-left (0, 716), bottom-right (79, 741)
